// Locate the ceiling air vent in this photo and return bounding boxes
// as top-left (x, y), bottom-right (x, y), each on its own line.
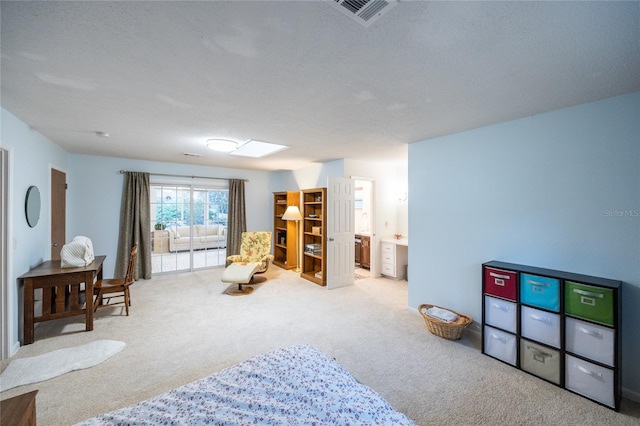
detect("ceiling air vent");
top-left (328, 0), bottom-right (397, 28)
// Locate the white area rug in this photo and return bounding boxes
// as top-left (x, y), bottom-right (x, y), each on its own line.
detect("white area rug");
top-left (0, 340), bottom-right (125, 392)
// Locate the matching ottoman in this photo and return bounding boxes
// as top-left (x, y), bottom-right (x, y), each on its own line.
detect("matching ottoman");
top-left (221, 262), bottom-right (262, 295)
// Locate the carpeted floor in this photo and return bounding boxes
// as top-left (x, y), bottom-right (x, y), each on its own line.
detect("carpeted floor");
top-left (1, 267), bottom-right (639, 425)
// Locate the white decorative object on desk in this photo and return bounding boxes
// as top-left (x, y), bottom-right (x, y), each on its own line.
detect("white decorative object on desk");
top-left (60, 236), bottom-right (95, 268)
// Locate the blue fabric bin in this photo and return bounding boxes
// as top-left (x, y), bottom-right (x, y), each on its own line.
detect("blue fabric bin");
top-left (520, 273), bottom-right (560, 312)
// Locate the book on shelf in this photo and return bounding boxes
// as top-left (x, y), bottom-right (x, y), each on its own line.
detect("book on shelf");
top-left (305, 243), bottom-right (321, 254)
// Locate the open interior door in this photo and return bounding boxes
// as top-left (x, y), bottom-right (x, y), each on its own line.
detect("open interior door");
top-left (326, 177), bottom-right (355, 289)
top-left (51, 168), bottom-right (66, 260)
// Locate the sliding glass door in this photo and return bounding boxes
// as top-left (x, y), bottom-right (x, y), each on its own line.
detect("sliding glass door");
top-left (150, 181), bottom-right (228, 274)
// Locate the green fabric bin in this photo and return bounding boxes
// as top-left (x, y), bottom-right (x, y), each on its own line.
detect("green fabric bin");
top-left (565, 281), bottom-right (614, 326)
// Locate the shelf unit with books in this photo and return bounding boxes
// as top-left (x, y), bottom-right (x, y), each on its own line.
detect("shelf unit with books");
top-left (301, 188), bottom-right (326, 285)
top-left (273, 191), bottom-right (300, 270)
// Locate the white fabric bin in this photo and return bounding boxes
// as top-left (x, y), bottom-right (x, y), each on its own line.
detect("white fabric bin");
top-left (565, 317), bottom-right (615, 367)
top-left (521, 306), bottom-right (561, 349)
top-left (565, 354), bottom-right (615, 408)
top-left (484, 296), bottom-right (517, 333)
top-left (483, 325), bottom-right (517, 366)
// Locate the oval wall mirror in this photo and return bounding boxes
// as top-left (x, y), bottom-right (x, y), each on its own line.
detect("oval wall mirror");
top-left (25, 185), bottom-right (41, 228)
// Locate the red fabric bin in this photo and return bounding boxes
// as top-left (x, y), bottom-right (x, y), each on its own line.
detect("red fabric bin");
top-left (484, 267), bottom-right (517, 301)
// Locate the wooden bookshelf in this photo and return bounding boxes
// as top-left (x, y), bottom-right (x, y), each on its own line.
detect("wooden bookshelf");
top-left (273, 191), bottom-right (300, 270)
top-left (300, 188), bottom-right (326, 285)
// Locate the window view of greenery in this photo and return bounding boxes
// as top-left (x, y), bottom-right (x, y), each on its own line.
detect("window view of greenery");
top-left (150, 184), bottom-right (229, 274)
top-left (152, 185), bottom-right (228, 230)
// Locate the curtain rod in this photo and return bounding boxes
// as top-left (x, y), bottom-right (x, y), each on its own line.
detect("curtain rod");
top-left (118, 170), bottom-right (248, 182)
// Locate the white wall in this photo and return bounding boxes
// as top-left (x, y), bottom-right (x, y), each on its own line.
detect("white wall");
top-left (407, 92), bottom-right (640, 396)
top-left (345, 159), bottom-right (408, 239)
top-left (68, 155), bottom-right (275, 277)
top-left (1, 108), bottom-right (70, 353)
top-left (353, 179), bottom-right (372, 235)
top-left (345, 159), bottom-right (408, 277)
top-left (395, 163), bottom-right (408, 236)
top-left (274, 160), bottom-right (345, 191)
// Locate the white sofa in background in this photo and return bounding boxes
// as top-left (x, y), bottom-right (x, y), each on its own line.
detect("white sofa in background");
top-left (168, 225), bottom-right (227, 252)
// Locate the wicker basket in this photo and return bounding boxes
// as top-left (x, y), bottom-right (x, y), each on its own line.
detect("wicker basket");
top-left (418, 304), bottom-right (473, 340)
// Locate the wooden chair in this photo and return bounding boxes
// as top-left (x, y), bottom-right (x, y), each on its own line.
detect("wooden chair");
top-left (93, 244), bottom-right (138, 315)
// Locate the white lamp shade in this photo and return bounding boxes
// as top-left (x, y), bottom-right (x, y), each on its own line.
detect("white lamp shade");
top-left (282, 205), bottom-right (302, 221)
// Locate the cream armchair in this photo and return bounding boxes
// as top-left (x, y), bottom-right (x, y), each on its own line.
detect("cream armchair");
top-left (226, 231), bottom-right (274, 274)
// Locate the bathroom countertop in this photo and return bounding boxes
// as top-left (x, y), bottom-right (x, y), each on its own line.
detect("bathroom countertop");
top-left (381, 237), bottom-right (408, 246)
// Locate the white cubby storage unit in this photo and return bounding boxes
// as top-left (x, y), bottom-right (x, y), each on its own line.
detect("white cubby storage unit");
top-left (482, 261), bottom-right (621, 410)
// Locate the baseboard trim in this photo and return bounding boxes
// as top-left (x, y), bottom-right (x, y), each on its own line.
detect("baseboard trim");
top-left (622, 387), bottom-right (640, 403)
top-left (11, 340), bottom-right (20, 357)
top-left (466, 321), bottom-right (481, 335)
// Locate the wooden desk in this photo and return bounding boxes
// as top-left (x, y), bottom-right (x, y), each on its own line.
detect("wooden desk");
top-left (0, 390), bottom-right (38, 425)
top-left (18, 256), bottom-right (105, 345)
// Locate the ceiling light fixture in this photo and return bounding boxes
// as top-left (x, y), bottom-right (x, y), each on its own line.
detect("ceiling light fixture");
top-left (95, 131), bottom-right (110, 138)
top-left (207, 139), bottom-right (238, 153)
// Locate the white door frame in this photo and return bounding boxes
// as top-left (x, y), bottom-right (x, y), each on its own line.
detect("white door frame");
top-left (1, 146), bottom-right (14, 359)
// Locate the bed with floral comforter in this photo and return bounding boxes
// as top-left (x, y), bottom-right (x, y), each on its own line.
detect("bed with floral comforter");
top-left (76, 344), bottom-right (415, 425)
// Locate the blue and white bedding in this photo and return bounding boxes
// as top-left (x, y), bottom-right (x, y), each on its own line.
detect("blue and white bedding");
top-left (76, 344), bottom-right (415, 425)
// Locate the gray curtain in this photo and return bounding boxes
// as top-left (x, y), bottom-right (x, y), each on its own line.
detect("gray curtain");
top-left (116, 172), bottom-right (151, 279)
top-left (226, 179), bottom-right (246, 262)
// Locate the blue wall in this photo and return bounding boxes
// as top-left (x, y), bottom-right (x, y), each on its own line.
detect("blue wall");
top-left (408, 92), bottom-right (640, 396)
top-left (1, 109), bottom-right (70, 353)
top-left (1, 109), bottom-right (69, 272)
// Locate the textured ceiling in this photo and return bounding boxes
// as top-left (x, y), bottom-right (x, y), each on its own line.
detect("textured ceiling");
top-left (2, 1), bottom-right (639, 171)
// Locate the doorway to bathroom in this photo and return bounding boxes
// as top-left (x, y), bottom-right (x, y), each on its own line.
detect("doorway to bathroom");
top-left (354, 179), bottom-right (374, 279)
